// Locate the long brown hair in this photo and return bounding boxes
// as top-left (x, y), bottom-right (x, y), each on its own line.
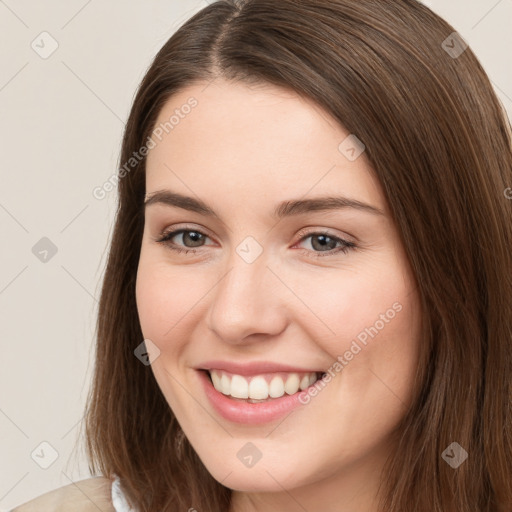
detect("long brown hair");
top-left (81, 1), bottom-right (512, 510)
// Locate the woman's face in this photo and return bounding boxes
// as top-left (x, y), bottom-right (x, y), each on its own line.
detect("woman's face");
top-left (136, 78), bottom-right (421, 508)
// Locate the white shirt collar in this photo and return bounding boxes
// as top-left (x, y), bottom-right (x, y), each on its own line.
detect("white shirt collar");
top-left (111, 474), bottom-right (138, 512)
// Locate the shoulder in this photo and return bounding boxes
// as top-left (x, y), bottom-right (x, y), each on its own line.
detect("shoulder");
top-left (11, 476), bottom-right (116, 512)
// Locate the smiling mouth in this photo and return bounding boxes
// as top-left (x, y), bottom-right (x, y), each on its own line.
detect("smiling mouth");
top-left (202, 369), bottom-right (327, 402)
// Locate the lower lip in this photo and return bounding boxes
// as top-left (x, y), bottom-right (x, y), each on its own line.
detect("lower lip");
top-left (198, 370), bottom-right (312, 424)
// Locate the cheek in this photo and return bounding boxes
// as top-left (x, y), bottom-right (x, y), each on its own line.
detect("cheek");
top-left (295, 254), bottom-right (420, 404)
top-left (135, 261), bottom-right (170, 339)
top-left (324, 275), bottom-right (420, 411)
top-left (293, 261), bottom-right (411, 352)
top-left (135, 257), bottom-right (208, 352)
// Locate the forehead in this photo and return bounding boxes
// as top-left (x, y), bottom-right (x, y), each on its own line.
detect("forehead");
top-left (145, 78), bottom-right (385, 216)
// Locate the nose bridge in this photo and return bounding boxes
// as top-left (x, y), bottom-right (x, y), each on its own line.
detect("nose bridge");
top-left (206, 245), bottom-right (286, 342)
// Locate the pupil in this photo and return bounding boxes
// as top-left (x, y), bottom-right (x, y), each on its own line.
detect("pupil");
top-left (313, 234), bottom-right (335, 251)
top-left (186, 231), bottom-right (203, 247)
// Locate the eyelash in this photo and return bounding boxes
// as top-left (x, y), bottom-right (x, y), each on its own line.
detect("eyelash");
top-left (154, 226), bottom-right (357, 258)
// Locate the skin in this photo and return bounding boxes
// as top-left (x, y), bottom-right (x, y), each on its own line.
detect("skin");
top-left (135, 78), bottom-right (422, 512)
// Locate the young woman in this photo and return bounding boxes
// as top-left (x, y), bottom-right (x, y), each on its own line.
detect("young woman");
top-left (12, 0), bottom-right (512, 511)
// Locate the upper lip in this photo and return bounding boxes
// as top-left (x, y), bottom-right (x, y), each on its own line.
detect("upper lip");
top-left (196, 360), bottom-right (325, 376)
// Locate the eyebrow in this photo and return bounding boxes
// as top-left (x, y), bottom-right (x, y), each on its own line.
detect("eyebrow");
top-left (144, 190), bottom-right (385, 218)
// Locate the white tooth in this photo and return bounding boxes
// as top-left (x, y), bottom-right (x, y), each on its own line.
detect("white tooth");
top-left (269, 376), bottom-right (285, 398)
top-left (284, 373), bottom-right (301, 395)
top-left (230, 374), bottom-right (249, 398)
top-left (249, 376), bottom-right (269, 399)
top-left (220, 373), bottom-right (231, 395)
top-left (211, 370), bottom-right (222, 391)
top-left (211, 371), bottom-right (318, 399)
top-left (299, 374), bottom-right (310, 390)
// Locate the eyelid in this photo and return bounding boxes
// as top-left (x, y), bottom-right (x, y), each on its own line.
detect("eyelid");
top-left (294, 226), bottom-right (355, 245)
top-left (158, 223), bottom-right (216, 243)
top-left (157, 224), bottom-right (352, 247)
top-left (155, 223), bottom-right (357, 260)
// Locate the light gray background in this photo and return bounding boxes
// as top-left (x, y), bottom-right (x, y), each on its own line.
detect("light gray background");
top-left (0, 0), bottom-right (511, 509)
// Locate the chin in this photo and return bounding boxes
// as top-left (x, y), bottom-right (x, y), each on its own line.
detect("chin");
top-left (211, 463), bottom-right (303, 493)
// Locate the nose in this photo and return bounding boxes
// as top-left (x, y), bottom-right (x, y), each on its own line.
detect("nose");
top-left (205, 251), bottom-right (288, 345)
